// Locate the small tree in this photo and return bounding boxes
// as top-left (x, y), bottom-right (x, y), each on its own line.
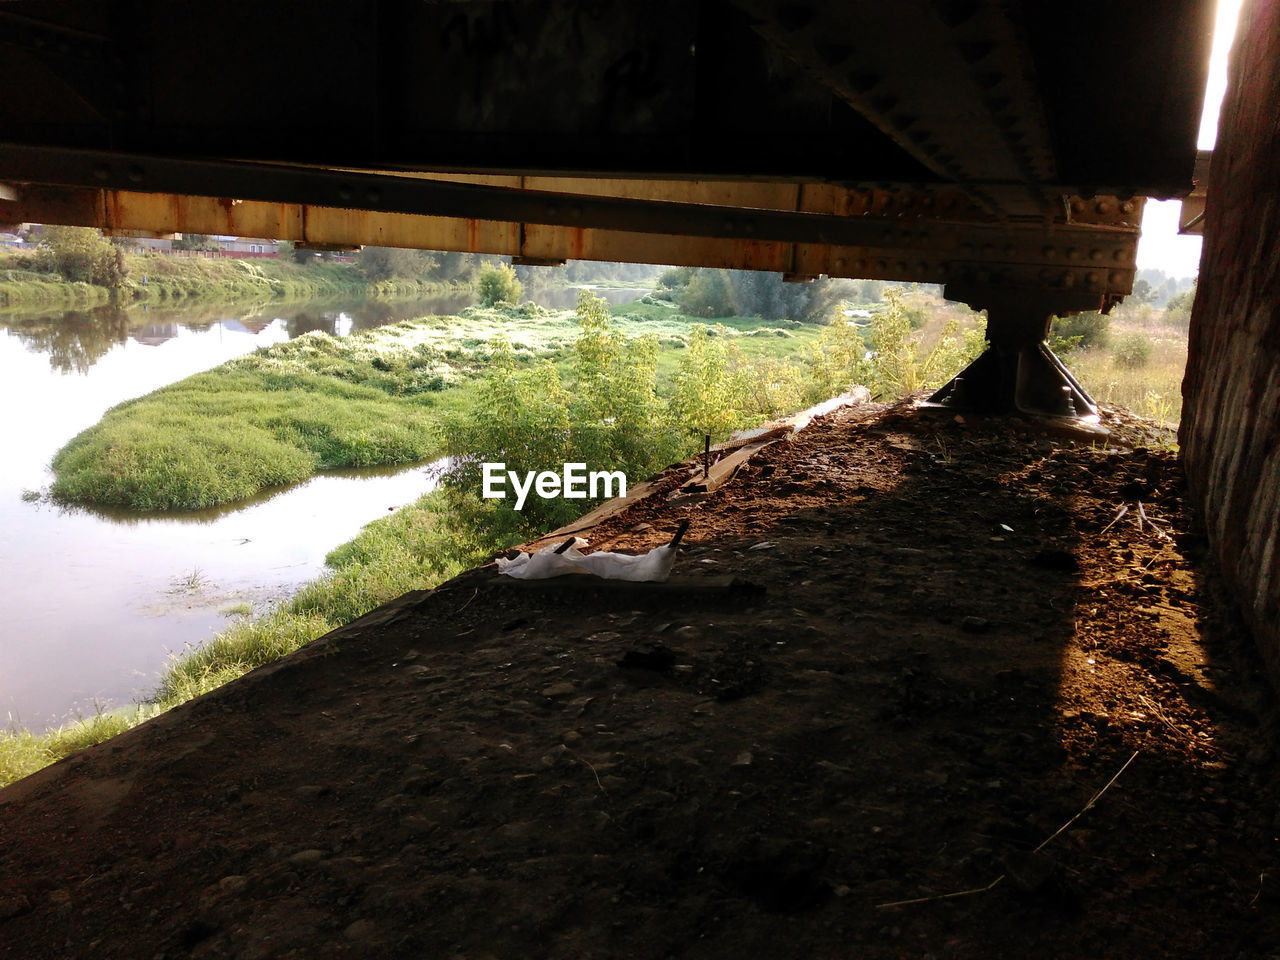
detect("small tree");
top-left (1164, 285), bottom-right (1196, 329)
top-left (1049, 310), bottom-right (1111, 352)
top-left (359, 246), bottom-right (436, 282)
top-left (570, 290), bottom-right (676, 473)
top-left (38, 226), bottom-right (127, 290)
top-left (477, 263), bottom-right (523, 306)
top-left (867, 287), bottom-right (982, 398)
top-left (678, 269), bottom-right (738, 318)
top-left (672, 324), bottom-right (744, 442)
top-left (1113, 332), bottom-right (1153, 368)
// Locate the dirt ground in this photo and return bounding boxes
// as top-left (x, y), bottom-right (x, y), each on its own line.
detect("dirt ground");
top-left (2, 397), bottom-right (1278, 959)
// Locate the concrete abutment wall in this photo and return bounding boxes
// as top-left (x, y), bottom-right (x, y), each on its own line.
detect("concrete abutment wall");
top-left (1180, 0), bottom-right (1280, 682)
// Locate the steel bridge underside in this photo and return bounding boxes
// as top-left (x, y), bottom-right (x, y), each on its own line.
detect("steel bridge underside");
top-left (0, 0), bottom-right (1212, 329)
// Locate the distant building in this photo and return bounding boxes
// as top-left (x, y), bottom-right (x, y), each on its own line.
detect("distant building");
top-left (131, 236), bottom-right (176, 253)
top-left (217, 237), bottom-right (278, 255)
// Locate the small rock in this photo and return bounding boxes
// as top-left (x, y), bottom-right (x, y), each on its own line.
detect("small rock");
top-left (540, 681), bottom-right (576, 698)
top-left (217, 875), bottom-right (248, 895)
top-left (731, 751), bottom-right (754, 767)
top-left (404, 665), bottom-right (444, 684)
top-left (541, 745), bottom-right (570, 767)
top-left (288, 849), bottom-right (325, 865)
top-left (630, 523), bottom-right (652, 533)
top-left (749, 541), bottom-right (776, 551)
top-left (961, 616), bottom-right (990, 633)
top-left (296, 785), bottom-right (330, 799)
top-left (344, 918), bottom-right (378, 941)
top-left (672, 625), bottom-right (701, 642)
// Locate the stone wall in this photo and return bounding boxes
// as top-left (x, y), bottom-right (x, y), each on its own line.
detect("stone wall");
top-left (1180, 0), bottom-right (1280, 680)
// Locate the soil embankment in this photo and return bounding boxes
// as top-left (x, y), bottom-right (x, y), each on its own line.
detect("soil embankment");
top-left (1, 399), bottom-right (1276, 958)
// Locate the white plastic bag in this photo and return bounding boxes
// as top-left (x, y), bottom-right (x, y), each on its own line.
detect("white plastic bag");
top-left (497, 523), bottom-right (688, 582)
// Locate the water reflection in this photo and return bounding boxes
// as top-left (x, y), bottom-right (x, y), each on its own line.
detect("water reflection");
top-left (73, 459), bottom-right (452, 527)
top-left (4, 305), bottom-right (133, 374)
top-left (0, 284), bottom-right (637, 374)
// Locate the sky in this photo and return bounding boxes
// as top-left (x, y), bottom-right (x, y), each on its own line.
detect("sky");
top-left (1134, 0), bottom-right (1244, 280)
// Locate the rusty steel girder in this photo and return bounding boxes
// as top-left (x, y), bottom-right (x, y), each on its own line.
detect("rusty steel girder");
top-left (1, 144), bottom-right (1142, 315)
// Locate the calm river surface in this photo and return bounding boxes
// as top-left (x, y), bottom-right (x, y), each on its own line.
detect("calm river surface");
top-left (0, 287), bottom-right (637, 731)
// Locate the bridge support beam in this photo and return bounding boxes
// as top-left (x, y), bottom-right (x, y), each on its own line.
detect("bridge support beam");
top-left (928, 289), bottom-right (1099, 422)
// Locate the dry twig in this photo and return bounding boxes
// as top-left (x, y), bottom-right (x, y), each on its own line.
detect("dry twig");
top-left (1100, 504), bottom-right (1129, 535)
top-left (1138, 502), bottom-right (1172, 540)
top-left (1136, 694), bottom-right (1190, 740)
top-left (876, 750), bottom-right (1140, 910)
top-left (1033, 750), bottom-right (1140, 853)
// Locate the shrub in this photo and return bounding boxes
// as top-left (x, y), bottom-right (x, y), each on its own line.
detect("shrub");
top-left (657, 266), bottom-right (694, 291)
top-left (1049, 311), bottom-right (1110, 352)
top-left (678, 269), bottom-right (739, 318)
top-left (1164, 286), bottom-right (1196, 329)
top-left (1113, 331), bottom-right (1153, 368)
top-left (476, 263), bottom-right (523, 307)
top-left (358, 246), bottom-right (435, 282)
top-left (38, 226), bottom-right (128, 290)
top-left (671, 324), bottom-right (744, 441)
top-left (902, 302), bottom-right (930, 330)
top-left (865, 287), bottom-right (984, 398)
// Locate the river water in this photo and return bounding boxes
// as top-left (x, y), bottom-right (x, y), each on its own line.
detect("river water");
top-left (0, 287), bottom-right (638, 731)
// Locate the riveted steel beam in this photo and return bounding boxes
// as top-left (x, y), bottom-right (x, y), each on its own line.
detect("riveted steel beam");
top-left (3, 178), bottom-right (1140, 314)
top-left (1, 143), bottom-right (1009, 250)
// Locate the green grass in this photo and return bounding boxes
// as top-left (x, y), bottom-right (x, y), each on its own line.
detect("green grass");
top-left (0, 707), bottom-right (159, 786)
top-left (47, 300), bottom-right (835, 512)
top-left (153, 488), bottom-right (470, 706)
top-left (1064, 321), bottom-right (1188, 426)
top-left (0, 267), bottom-right (110, 308)
top-left (0, 250), bottom-right (471, 310)
top-left (48, 321), bottom-right (492, 510)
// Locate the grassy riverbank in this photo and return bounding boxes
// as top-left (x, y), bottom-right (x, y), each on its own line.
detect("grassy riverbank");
top-left (46, 300), bottom-right (840, 511)
top-left (0, 250), bottom-right (469, 310)
top-left (49, 320), bottom-right (491, 509)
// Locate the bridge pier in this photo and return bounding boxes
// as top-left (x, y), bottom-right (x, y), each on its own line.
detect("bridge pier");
top-left (928, 294), bottom-right (1099, 421)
